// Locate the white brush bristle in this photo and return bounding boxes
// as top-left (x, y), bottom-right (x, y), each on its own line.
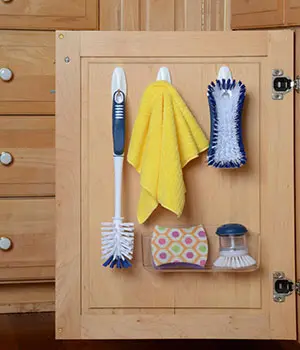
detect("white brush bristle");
top-left (213, 254), bottom-right (256, 270)
top-left (211, 83), bottom-right (244, 166)
top-left (212, 84), bottom-right (244, 166)
top-left (101, 220), bottom-right (134, 261)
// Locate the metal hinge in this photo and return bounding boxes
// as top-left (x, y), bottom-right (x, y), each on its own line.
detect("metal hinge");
top-left (272, 69), bottom-right (300, 100)
top-left (273, 272), bottom-right (300, 302)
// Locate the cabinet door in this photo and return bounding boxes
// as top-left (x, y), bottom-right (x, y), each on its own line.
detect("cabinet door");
top-left (231, 0), bottom-right (284, 29)
top-left (0, 0), bottom-right (98, 30)
top-left (99, 0), bottom-right (229, 31)
top-left (0, 31), bottom-right (55, 115)
top-left (56, 31), bottom-right (295, 339)
top-left (286, 0), bottom-right (300, 25)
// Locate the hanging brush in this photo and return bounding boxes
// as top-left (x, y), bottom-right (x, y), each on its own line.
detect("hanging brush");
top-left (101, 67), bottom-right (134, 269)
top-left (207, 66), bottom-right (247, 168)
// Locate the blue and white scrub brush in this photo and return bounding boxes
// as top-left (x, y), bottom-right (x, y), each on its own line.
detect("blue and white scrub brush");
top-left (207, 66), bottom-right (246, 168)
top-left (101, 67), bottom-right (134, 269)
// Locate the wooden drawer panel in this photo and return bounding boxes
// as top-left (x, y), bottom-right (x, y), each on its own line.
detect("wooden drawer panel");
top-left (0, 283), bottom-right (54, 313)
top-left (0, 116), bottom-right (54, 197)
top-left (0, 0), bottom-right (98, 30)
top-left (0, 198), bottom-right (55, 282)
top-left (0, 31), bottom-right (55, 115)
top-left (231, 0), bottom-right (284, 29)
top-left (286, 0), bottom-right (300, 25)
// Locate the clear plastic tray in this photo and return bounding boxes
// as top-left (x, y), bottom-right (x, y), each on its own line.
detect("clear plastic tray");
top-left (141, 231), bottom-right (260, 273)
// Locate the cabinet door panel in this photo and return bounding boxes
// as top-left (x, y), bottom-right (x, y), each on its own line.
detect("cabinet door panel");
top-left (231, 0), bottom-right (284, 29)
top-left (0, 0), bottom-right (98, 30)
top-left (0, 31), bottom-right (55, 115)
top-left (85, 61), bottom-right (260, 309)
top-left (56, 31), bottom-right (295, 339)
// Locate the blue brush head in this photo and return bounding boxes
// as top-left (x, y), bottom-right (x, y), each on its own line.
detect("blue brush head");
top-left (207, 78), bottom-right (246, 169)
top-left (103, 255), bottom-right (132, 269)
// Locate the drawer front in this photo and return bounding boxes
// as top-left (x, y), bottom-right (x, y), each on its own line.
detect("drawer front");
top-left (0, 116), bottom-right (54, 196)
top-left (0, 283), bottom-right (54, 313)
top-left (0, 198), bottom-right (55, 282)
top-left (0, 0), bottom-right (98, 30)
top-left (0, 31), bottom-right (55, 115)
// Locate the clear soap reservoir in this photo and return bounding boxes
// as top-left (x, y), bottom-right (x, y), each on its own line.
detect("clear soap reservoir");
top-left (217, 224), bottom-right (248, 254)
top-left (213, 223), bottom-right (257, 269)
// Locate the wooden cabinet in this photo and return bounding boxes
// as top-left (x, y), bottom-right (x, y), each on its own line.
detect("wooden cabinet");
top-left (0, 0), bottom-right (98, 30)
top-left (0, 31), bottom-right (55, 115)
top-left (0, 116), bottom-right (55, 197)
top-left (56, 30), bottom-right (295, 339)
top-left (232, 0), bottom-right (300, 28)
top-left (99, 0), bottom-right (230, 31)
top-left (0, 0), bottom-right (230, 315)
top-left (0, 198), bottom-right (55, 282)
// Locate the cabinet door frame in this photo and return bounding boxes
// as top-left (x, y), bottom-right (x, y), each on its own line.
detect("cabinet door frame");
top-left (56, 30), bottom-right (295, 339)
top-left (295, 29), bottom-right (300, 342)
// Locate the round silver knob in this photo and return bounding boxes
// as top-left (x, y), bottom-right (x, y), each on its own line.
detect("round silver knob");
top-left (0, 152), bottom-right (13, 166)
top-left (0, 237), bottom-right (12, 251)
top-left (0, 68), bottom-right (13, 82)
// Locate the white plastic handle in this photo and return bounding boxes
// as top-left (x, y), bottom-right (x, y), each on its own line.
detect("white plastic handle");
top-left (156, 67), bottom-right (172, 83)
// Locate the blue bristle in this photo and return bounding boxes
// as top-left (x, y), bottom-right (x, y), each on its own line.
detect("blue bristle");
top-left (124, 259), bottom-right (132, 268)
top-left (103, 255), bottom-right (114, 267)
top-left (110, 259), bottom-right (118, 268)
top-left (103, 255), bottom-right (132, 269)
top-left (117, 259), bottom-right (122, 269)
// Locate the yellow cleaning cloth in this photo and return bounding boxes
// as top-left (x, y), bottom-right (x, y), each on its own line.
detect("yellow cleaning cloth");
top-left (127, 81), bottom-right (209, 224)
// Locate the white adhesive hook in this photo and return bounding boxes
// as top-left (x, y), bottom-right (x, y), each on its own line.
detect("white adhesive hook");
top-left (217, 66), bottom-right (233, 97)
top-left (111, 67), bottom-right (127, 98)
top-left (156, 67), bottom-right (172, 83)
top-left (217, 66), bottom-right (233, 81)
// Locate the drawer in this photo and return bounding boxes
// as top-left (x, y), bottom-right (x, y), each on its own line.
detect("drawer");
top-left (0, 198), bottom-right (55, 282)
top-left (0, 116), bottom-right (54, 197)
top-left (0, 31), bottom-right (55, 115)
top-left (0, 0), bottom-right (98, 30)
top-left (0, 283), bottom-right (54, 313)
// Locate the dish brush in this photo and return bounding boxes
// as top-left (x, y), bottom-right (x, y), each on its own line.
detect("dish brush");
top-left (101, 67), bottom-right (134, 269)
top-left (213, 223), bottom-right (257, 270)
top-left (207, 66), bottom-right (247, 168)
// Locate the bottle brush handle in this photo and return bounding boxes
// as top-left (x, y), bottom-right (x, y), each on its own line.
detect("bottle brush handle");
top-left (112, 90), bottom-right (125, 219)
